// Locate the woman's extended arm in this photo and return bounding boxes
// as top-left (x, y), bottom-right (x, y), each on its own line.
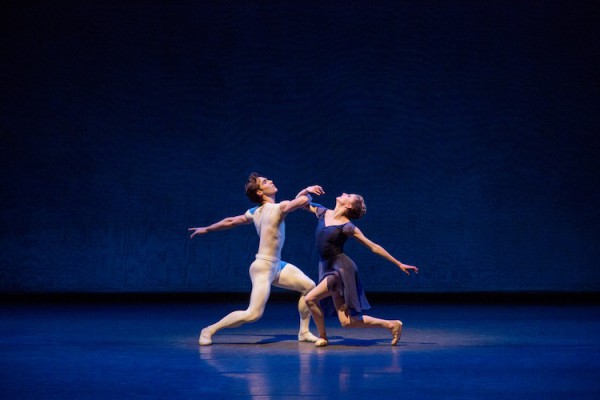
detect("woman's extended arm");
top-left (351, 226), bottom-right (418, 275)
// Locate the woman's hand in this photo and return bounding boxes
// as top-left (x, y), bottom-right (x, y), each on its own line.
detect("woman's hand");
top-left (399, 263), bottom-right (418, 275)
top-left (305, 185), bottom-right (325, 196)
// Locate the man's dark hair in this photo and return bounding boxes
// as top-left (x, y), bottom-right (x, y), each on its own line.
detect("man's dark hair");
top-left (245, 172), bottom-right (263, 204)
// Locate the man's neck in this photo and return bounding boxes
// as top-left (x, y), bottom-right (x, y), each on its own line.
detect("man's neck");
top-left (261, 195), bottom-right (276, 204)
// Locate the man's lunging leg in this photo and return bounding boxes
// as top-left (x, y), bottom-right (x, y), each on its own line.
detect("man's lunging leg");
top-left (200, 260), bottom-right (273, 345)
top-left (274, 263), bottom-right (319, 343)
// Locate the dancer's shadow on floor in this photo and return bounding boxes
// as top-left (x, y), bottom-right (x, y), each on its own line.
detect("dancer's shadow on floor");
top-left (208, 333), bottom-right (425, 347)
top-left (253, 334), bottom-right (382, 347)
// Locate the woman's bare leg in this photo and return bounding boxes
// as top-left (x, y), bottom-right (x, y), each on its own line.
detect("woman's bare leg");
top-left (304, 279), bottom-right (332, 345)
top-left (332, 295), bottom-right (402, 345)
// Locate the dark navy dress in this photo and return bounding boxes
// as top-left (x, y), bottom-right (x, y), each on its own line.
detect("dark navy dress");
top-left (315, 206), bottom-right (371, 317)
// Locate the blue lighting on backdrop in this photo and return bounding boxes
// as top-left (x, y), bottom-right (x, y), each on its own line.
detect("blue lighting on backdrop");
top-left (1, 1), bottom-right (598, 293)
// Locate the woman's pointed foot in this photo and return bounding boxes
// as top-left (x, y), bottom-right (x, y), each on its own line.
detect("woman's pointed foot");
top-left (390, 320), bottom-right (402, 346)
top-left (314, 338), bottom-right (329, 347)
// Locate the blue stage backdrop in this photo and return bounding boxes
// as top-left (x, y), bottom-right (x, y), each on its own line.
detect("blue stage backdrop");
top-left (1, 1), bottom-right (599, 294)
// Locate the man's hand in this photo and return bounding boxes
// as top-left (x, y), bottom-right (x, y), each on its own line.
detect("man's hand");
top-left (188, 227), bottom-right (209, 238)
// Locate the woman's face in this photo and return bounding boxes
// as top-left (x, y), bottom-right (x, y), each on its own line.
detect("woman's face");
top-left (337, 193), bottom-right (365, 219)
top-left (336, 193), bottom-right (358, 206)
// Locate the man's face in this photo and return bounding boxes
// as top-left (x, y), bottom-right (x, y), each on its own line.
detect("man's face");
top-left (257, 176), bottom-right (278, 196)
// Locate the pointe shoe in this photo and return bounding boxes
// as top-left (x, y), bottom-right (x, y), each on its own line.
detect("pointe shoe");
top-left (390, 320), bottom-right (403, 346)
top-left (314, 338), bottom-right (329, 347)
top-left (199, 328), bottom-right (212, 346)
top-left (298, 331), bottom-right (319, 343)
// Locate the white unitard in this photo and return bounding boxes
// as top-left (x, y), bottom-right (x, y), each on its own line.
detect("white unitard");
top-left (202, 201), bottom-right (316, 339)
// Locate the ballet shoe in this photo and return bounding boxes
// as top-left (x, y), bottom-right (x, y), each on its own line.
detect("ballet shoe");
top-left (314, 338), bottom-right (329, 347)
top-left (390, 320), bottom-right (402, 346)
top-left (298, 331), bottom-right (319, 343)
top-left (199, 328), bottom-right (212, 346)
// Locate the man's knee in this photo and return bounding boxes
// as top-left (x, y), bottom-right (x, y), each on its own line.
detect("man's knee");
top-left (301, 279), bottom-right (316, 295)
top-left (245, 308), bottom-right (264, 323)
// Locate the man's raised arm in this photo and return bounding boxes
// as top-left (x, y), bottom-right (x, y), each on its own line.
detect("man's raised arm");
top-left (280, 185), bottom-right (325, 214)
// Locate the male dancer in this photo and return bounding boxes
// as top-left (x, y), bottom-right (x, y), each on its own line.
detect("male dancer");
top-left (189, 173), bottom-right (324, 345)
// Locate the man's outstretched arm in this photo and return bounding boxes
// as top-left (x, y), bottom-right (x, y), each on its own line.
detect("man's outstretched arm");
top-left (189, 213), bottom-right (252, 238)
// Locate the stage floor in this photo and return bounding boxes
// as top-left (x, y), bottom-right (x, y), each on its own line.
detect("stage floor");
top-left (1, 298), bottom-right (599, 399)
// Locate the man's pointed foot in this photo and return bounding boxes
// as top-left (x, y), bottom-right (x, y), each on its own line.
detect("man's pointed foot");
top-left (298, 331), bottom-right (319, 343)
top-left (199, 328), bottom-right (212, 346)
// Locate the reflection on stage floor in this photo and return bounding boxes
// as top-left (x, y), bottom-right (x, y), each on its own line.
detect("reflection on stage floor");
top-left (1, 297), bottom-right (599, 399)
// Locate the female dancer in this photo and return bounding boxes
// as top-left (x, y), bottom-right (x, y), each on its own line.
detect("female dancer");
top-left (304, 193), bottom-right (418, 347)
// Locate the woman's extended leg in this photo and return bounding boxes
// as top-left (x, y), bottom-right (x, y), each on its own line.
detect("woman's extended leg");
top-left (333, 295), bottom-right (402, 345)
